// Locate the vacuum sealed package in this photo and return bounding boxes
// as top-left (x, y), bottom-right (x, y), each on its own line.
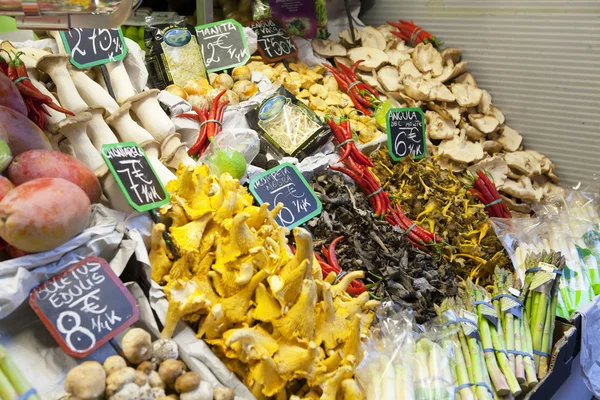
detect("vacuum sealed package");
top-left (145, 16), bottom-right (207, 90)
top-left (252, 0), bottom-right (328, 38)
top-left (246, 86), bottom-right (331, 161)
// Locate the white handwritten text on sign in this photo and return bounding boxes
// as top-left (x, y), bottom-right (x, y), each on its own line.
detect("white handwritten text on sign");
top-left (60, 28), bottom-right (127, 69)
top-left (195, 19), bottom-right (250, 72)
top-left (386, 108), bottom-right (426, 161)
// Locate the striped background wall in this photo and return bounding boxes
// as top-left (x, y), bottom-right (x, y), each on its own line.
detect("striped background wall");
top-left (361, 0), bottom-right (600, 186)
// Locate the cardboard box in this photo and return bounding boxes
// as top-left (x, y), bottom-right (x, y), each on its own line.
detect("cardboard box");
top-left (523, 318), bottom-right (577, 399)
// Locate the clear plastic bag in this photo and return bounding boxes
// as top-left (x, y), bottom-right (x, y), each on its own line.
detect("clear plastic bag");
top-left (199, 129), bottom-right (260, 180)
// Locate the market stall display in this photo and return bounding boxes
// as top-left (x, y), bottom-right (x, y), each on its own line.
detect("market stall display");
top-left (0, 6), bottom-right (596, 400)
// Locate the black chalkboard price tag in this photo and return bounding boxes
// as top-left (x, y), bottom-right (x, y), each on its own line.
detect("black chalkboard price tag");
top-left (60, 28), bottom-right (128, 69)
top-left (101, 142), bottom-right (170, 213)
top-left (249, 163), bottom-right (322, 229)
top-left (386, 107), bottom-right (427, 161)
top-left (249, 19), bottom-right (298, 63)
top-left (29, 256), bottom-right (139, 358)
top-left (195, 19), bottom-right (250, 73)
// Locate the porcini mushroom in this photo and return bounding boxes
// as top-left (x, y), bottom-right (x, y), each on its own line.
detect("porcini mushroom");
top-left (411, 43), bottom-right (444, 77)
top-left (377, 66), bottom-right (402, 92)
top-left (50, 112), bottom-right (104, 171)
top-left (347, 47), bottom-right (388, 71)
top-left (106, 367), bottom-right (137, 396)
top-left (497, 125), bottom-right (522, 152)
top-left (64, 361), bottom-right (106, 400)
top-left (451, 83), bottom-right (483, 108)
top-left (158, 359), bottom-right (185, 388)
top-left (468, 114), bottom-right (500, 135)
top-left (151, 338), bottom-right (179, 365)
top-left (106, 102), bottom-right (155, 143)
top-left (122, 328), bottom-right (153, 365)
top-left (180, 381), bottom-right (213, 400)
top-left (360, 27), bottom-right (386, 50)
top-left (104, 356), bottom-right (127, 375)
top-left (312, 39), bottom-right (347, 58)
top-left (437, 130), bottom-right (484, 164)
top-left (128, 89), bottom-right (176, 143)
top-left (105, 60), bottom-right (136, 104)
top-left (213, 387), bottom-right (235, 400)
top-left (175, 372), bottom-right (201, 393)
top-left (425, 111), bottom-right (458, 140)
top-left (108, 382), bottom-right (141, 400)
top-left (36, 54), bottom-right (88, 113)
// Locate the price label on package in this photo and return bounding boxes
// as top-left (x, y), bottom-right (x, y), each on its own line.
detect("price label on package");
top-left (249, 19), bottom-right (298, 62)
top-left (386, 107), bottom-right (426, 161)
top-left (29, 257), bottom-right (139, 358)
top-left (101, 143), bottom-right (170, 212)
top-left (60, 28), bottom-right (128, 69)
top-left (249, 163), bottom-right (322, 229)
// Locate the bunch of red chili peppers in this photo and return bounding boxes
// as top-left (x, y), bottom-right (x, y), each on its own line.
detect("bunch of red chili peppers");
top-left (387, 20), bottom-right (441, 49)
top-left (316, 236), bottom-right (366, 296)
top-left (0, 51), bottom-right (74, 129)
top-left (327, 117), bottom-right (441, 251)
top-left (323, 60), bottom-right (379, 116)
top-left (177, 89), bottom-right (229, 158)
top-left (470, 169), bottom-right (511, 218)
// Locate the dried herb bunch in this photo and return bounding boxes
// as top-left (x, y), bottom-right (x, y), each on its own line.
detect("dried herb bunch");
top-left (371, 150), bottom-right (510, 282)
top-left (307, 171), bottom-right (457, 322)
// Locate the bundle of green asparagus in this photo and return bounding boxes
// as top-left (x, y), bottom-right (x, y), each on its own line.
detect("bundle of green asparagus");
top-left (0, 345), bottom-right (39, 400)
top-left (463, 280), bottom-right (522, 397)
top-left (492, 267), bottom-right (538, 390)
top-left (522, 250), bottom-right (565, 379)
top-left (437, 297), bottom-right (493, 400)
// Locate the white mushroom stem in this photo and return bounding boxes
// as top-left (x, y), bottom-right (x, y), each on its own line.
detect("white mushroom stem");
top-left (160, 133), bottom-right (196, 169)
top-left (70, 68), bottom-right (119, 115)
top-left (48, 30), bottom-right (67, 54)
top-left (36, 54), bottom-right (88, 114)
top-left (27, 71), bottom-right (66, 126)
top-left (88, 107), bottom-right (119, 150)
top-left (106, 102), bottom-right (155, 143)
top-left (53, 112), bottom-right (104, 171)
top-left (128, 90), bottom-right (175, 143)
top-left (105, 61), bottom-right (136, 104)
top-left (99, 170), bottom-right (134, 213)
top-left (141, 141), bottom-right (177, 185)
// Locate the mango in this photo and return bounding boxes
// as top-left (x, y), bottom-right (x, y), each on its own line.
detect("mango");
top-left (8, 150), bottom-right (101, 203)
top-left (0, 105), bottom-right (51, 156)
top-left (0, 176), bottom-right (13, 201)
top-left (0, 71), bottom-right (27, 116)
top-left (0, 178), bottom-right (91, 253)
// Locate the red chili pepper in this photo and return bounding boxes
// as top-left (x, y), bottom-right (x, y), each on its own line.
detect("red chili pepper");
top-left (477, 170), bottom-right (511, 218)
top-left (347, 281), bottom-right (366, 296)
top-left (327, 236), bottom-right (344, 270)
top-left (176, 112), bottom-right (201, 121)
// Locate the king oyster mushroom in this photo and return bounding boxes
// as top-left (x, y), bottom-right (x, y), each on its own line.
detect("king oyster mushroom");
top-left (312, 39), bottom-right (347, 58)
top-left (347, 47), bottom-right (389, 71)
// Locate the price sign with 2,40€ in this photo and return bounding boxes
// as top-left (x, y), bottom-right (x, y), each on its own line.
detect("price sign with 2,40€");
top-left (249, 163), bottom-right (322, 229)
top-left (29, 256), bottom-right (139, 358)
top-left (101, 142), bottom-right (170, 212)
top-left (386, 107), bottom-right (427, 161)
top-left (60, 28), bottom-right (128, 69)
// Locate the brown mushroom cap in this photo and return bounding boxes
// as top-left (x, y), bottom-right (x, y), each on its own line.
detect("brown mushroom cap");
top-left (104, 355), bottom-right (127, 375)
top-left (126, 89), bottom-right (160, 105)
top-left (174, 371), bottom-right (201, 393)
top-left (49, 112), bottom-right (92, 134)
top-left (65, 361), bottom-right (106, 400)
top-left (213, 387), bottom-right (235, 400)
top-left (122, 328), bottom-right (153, 364)
top-left (158, 359), bottom-right (185, 387)
top-left (105, 102), bottom-right (133, 125)
top-left (137, 361), bottom-right (154, 375)
top-left (35, 53), bottom-right (70, 73)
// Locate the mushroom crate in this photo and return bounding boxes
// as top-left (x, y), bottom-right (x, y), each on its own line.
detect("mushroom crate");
top-left (0, 10), bottom-right (596, 400)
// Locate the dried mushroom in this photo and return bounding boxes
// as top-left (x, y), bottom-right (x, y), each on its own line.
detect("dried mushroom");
top-left (505, 151), bottom-right (542, 176)
top-left (360, 26), bottom-right (387, 50)
top-left (347, 47), bottom-right (389, 71)
top-left (377, 66), bottom-right (402, 92)
top-left (451, 83), bottom-right (483, 107)
top-left (438, 130), bottom-right (484, 164)
top-left (497, 125), bottom-right (523, 152)
top-left (468, 114), bottom-right (500, 134)
top-left (500, 176), bottom-right (543, 202)
top-left (425, 110), bottom-right (459, 140)
top-left (411, 42), bottom-right (444, 77)
top-left (311, 39), bottom-right (347, 58)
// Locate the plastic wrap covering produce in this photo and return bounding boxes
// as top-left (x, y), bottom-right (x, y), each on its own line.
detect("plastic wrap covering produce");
top-left (371, 150), bottom-right (510, 283)
top-left (307, 171), bottom-right (457, 322)
top-left (150, 165), bottom-right (378, 398)
top-left (252, 0), bottom-right (328, 38)
top-left (356, 305), bottom-right (455, 400)
top-left (492, 190), bottom-right (599, 318)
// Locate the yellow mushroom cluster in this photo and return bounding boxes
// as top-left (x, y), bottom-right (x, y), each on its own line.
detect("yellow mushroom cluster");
top-left (150, 165), bottom-right (378, 399)
top-left (246, 59), bottom-right (383, 144)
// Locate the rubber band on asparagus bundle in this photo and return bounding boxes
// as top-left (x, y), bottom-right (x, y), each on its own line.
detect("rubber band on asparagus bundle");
top-left (507, 349), bottom-right (535, 360)
top-left (442, 318), bottom-right (478, 329)
top-left (533, 349), bottom-right (551, 357)
top-left (473, 300), bottom-right (495, 309)
top-left (455, 382), bottom-right (494, 396)
top-left (483, 347), bottom-right (509, 357)
top-left (491, 293), bottom-right (525, 309)
top-left (525, 267), bottom-right (563, 275)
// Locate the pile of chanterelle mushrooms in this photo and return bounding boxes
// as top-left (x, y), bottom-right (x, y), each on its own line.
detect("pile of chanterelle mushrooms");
top-left (312, 25), bottom-right (563, 215)
top-left (1, 37), bottom-right (195, 213)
